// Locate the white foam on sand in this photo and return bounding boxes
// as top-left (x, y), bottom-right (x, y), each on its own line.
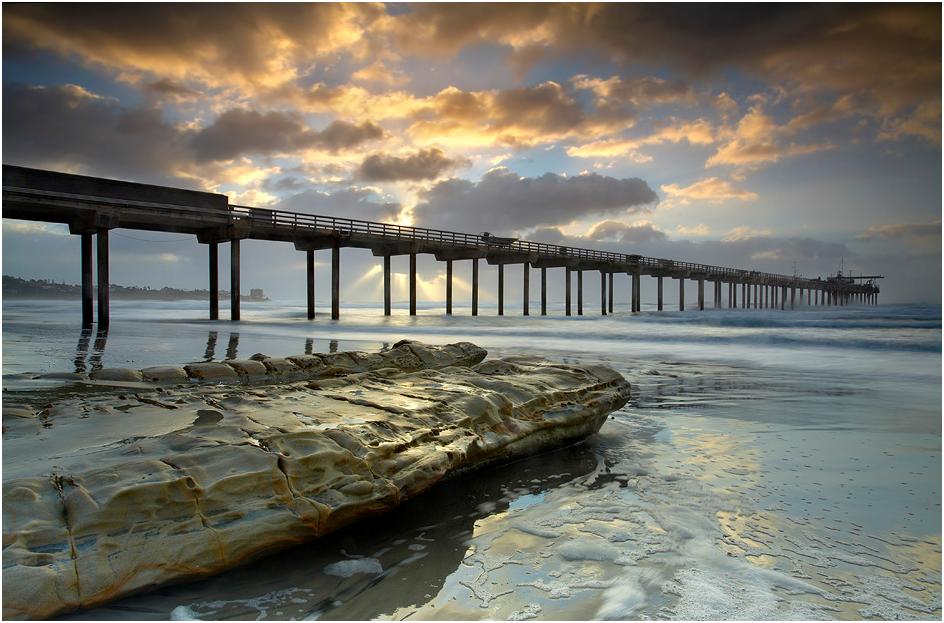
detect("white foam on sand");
top-left (323, 557), bottom-right (383, 578)
top-left (170, 605), bottom-right (200, 620)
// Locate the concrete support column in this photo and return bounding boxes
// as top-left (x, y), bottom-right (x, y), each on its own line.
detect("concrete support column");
top-left (679, 278), bottom-right (685, 311)
top-left (608, 272), bottom-right (614, 314)
top-left (331, 244), bottom-right (340, 320)
top-left (208, 242), bottom-right (219, 321)
top-left (697, 278), bottom-right (705, 311)
top-left (94, 228), bottom-right (110, 327)
top-left (523, 262), bottom-right (530, 316)
top-left (497, 263), bottom-right (504, 316)
top-left (306, 249), bottom-right (315, 319)
top-left (472, 258), bottom-right (479, 316)
top-left (753, 284), bottom-right (759, 308)
top-left (577, 270), bottom-right (583, 315)
top-left (446, 259), bottom-right (453, 315)
top-left (632, 272), bottom-right (641, 312)
top-left (565, 267), bottom-right (572, 316)
top-left (409, 253), bottom-right (417, 316)
top-left (383, 255), bottom-right (391, 316)
top-left (600, 270), bottom-right (607, 316)
top-left (229, 237), bottom-right (239, 322)
top-left (541, 267), bottom-right (547, 316)
top-left (81, 233), bottom-right (94, 325)
top-left (782, 286), bottom-right (787, 310)
top-left (715, 281), bottom-right (722, 308)
top-left (732, 282), bottom-right (738, 309)
top-left (657, 276), bottom-right (663, 311)
top-left (790, 287), bottom-right (796, 309)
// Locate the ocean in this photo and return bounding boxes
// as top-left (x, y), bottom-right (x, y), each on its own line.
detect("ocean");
top-left (2, 299), bottom-right (941, 620)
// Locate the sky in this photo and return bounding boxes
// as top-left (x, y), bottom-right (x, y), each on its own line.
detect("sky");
top-left (2, 3), bottom-right (941, 304)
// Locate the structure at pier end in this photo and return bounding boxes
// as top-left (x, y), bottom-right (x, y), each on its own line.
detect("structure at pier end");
top-left (2, 165), bottom-right (882, 324)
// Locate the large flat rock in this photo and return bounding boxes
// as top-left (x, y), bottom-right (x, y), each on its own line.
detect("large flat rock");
top-left (2, 342), bottom-right (630, 619)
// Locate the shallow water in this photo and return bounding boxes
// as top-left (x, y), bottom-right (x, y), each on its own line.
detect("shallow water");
top-left (3, 299), bottom-right (941, 620)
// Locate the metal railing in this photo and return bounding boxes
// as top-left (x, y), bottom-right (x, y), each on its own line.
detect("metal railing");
top-left (230, 204), bottom-right (854, 288)
top-left (0, 182), bottom-right (870, 291)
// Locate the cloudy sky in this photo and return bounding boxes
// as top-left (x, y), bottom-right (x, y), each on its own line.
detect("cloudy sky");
top-left (2, 3), bottom-right (941, 304)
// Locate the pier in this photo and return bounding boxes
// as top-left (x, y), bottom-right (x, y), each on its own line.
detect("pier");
top-left (3, 165), bottom-right (881, 324)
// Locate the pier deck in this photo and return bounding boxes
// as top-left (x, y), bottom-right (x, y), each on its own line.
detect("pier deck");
top-left (3, 165), bottom-right (880, 324)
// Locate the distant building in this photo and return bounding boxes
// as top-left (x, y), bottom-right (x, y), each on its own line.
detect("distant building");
top-left (249, 288), bottom-right (264, 300)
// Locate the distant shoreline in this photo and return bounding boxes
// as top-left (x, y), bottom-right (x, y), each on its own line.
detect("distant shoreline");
top-left (2, 276), bottom-right (269, 302)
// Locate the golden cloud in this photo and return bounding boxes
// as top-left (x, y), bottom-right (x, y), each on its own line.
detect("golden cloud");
top-left (661, 177), bottom-right (759, 205)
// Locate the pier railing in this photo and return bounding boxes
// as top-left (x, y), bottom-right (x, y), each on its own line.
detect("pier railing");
top-left (230, 204), bottom-right (819, 286)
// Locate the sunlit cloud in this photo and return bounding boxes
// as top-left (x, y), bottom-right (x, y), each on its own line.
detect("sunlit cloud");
top-left (661, 177), bottom-right (758, 206)
top-left (724, 226), bottom-right (773, 241)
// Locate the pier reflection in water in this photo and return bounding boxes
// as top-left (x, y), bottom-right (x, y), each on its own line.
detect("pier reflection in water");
top-left (78, 329), bottom-right (351, 369)
top-left (73, 327), bottom-right (108, 374)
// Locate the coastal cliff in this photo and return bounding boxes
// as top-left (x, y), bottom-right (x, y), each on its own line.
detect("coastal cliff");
top-left (2, 341), bottom-right (631, 619)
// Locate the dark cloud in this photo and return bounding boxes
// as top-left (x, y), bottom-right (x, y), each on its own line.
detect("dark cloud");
top-left (412, 168), bottom-right (658, 233)
top-left (1, 83), bottom-right (191, 186)
top-left (357, 148), bottom-right (469, 181)
top-left (586, 220), bottom-right (667, 243)
top-left (394, 4), bottom-right (940, 129)
top-left (857, 220), bottom-right (942, 241)
top-left (3, 3), bottom-right (383, 88)
top-left (190, 110), bottom-right (383, 162)
top-left (142, 78), bottom-right (201, 101)
top-left (276, 187), bottom-right (401, 223)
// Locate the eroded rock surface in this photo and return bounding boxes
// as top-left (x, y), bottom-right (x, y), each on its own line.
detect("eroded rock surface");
top-left (2, 342), bottom-right (630, 620)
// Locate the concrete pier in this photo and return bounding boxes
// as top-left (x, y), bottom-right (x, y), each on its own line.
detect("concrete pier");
top-left (446, 259), bottom-right (453, 315)
top-left (608, 272), bottom-right (614, 314)
top-left (2, 165), bottom-right (882, 323)
top-left (472, 258), bottom-right (479, 316)
top-left (229, 237), bottom-right (239, 322)
top-left (600, 271), bottom-right (606, 315)
top-left (81, 233), bottom-right (93, 325)
top-left (577, 270), bottom-right (583, 315)
top-left (208, 242), bottom-right (219, 321)
top-left (383, 255), bottom-right (391, 316)
top-left (306, 249), bottom-right (315, 319)
top-left (96, 229), bottom-right (109, 326)
top-left (497, 263), bottom-right (504, 316)
top-left (523, 262), bottom-right (530, 316)
top-left (331, 244), bottom-right (339, 320)
top-left (409, 253), bottom-right (417, 316)
top-left (565, 267), bottom-right (572, 316)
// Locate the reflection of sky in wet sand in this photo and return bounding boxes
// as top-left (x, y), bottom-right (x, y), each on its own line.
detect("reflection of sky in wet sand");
top-left (5, 300), bottom-right (937, 620)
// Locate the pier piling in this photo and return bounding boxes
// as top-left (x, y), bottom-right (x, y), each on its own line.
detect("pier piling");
top-left (541, 266), bottom-right (547, 316)
top-left (229, 237), bottom-right (239, 322)
top-left (498, 263), bottom-right (504, 316)
top-left (331, 244), bottom-right (339, 320)
top-left (96, 228), bottom-right (110, 326)
top-left (81, 233), bottom-right (93, 325)
top-left (409, 253), bottom-right (417, 316)
top-left (446, 259), bottom-right (453, 315)
top-left (657, 276), bottom-right (663, 311)
top-left (565, 267), bottom-right (572, 316)
top-left (383, 255), bottom-right (391, 316)
top-left (306, 249), bottom-right (314, 319)
top-left (472, 258), bottom-right (479, 316)
top-left (523, 262), bottom-right (530, 316)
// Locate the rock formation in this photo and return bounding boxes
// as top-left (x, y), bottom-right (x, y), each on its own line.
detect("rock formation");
top-left (2, 341), bottom-right (630, 619)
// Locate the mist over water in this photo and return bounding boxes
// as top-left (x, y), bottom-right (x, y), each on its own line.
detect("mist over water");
top-left (3, 299), bottom-right (940, 620)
